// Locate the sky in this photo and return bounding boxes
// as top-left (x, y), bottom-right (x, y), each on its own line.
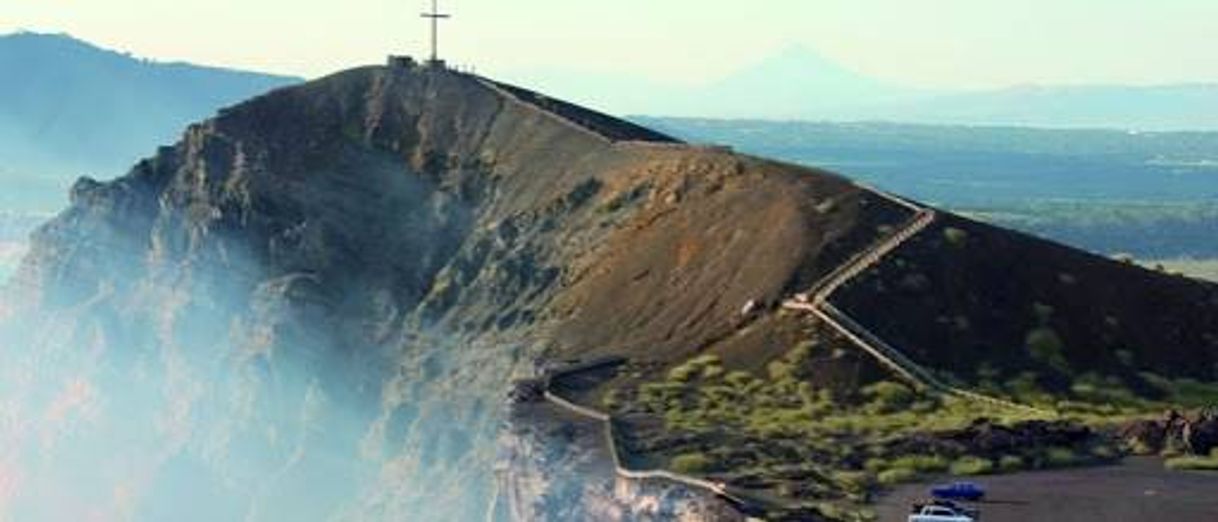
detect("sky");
top-left (2, 0), bottom-right (1218, 89)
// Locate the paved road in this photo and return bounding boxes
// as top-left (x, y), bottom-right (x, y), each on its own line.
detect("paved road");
top-left (875, 458), bottom-right (1218, 522)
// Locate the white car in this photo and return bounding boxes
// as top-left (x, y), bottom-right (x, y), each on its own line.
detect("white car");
top-left (908, 504), bottom-right (976, 522)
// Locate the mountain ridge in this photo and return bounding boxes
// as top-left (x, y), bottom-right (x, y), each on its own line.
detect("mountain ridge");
top-left (0, 31), bottom-right (300, 208)
top-left (505, 45), bottom-right (1218, 129)
top-left (4, 63), bottom-right (1218, 520)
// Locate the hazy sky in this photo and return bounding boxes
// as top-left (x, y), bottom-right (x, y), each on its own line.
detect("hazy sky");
top-left (3, 0), bottom-right (1218, 89)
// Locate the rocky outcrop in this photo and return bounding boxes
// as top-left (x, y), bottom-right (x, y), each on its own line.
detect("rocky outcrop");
top-left (0, 65), bottom-right (886, 520)
top-left (1120, 409), bottom-right (1218, 456)
top-left (496, 401), bottom-right (746, 522)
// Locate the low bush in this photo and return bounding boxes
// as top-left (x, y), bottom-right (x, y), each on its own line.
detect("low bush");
top-left (602, 389), bottom-right (621, 410)
top-left (1026, 327), bottom-right (1070, 372)
top-left (830, 470), bottom-right (871, 499)
top-left (949, 456), bottom-right (994, 476)
top-left (864, 458), bottom-right (889, 473)
top-left (890, 454), bottom-right (950, 473)
top-left (998, 454), bottom-right (1024, 472)
top-left (1045, 447), bottom-right (1082, 467)
top-left (943, 227), bottom-right (969, 247)
top-left (1004, 371), bottom-right (1054, 406)
top-left (767, 360), bottom-right (794, 381)
top-left (1164, 455), bottom-right (1218, 471)
top-left (725, 370), bottom-right (756, 389)
top-left (862, 381), bottom-right (914, 414)
top-left (877, 467), bottom-right (919, 485)
top-left (668, 355), bottom-right (720, 382)
top-left (670, 452), bottom-right (713, 473)
top-left (1090, 444), bottom-right (1119, 460)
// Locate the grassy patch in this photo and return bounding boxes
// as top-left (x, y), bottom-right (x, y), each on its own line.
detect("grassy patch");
top-left (1044, 447), bottom-right (1083, 467)
top-left (877, 467), bottom-right (919, 485)
top-left (997, 454), bottom-right (1025, 472)
top-left (890, 454), bottom-right (949, 474)
top-left (861, 381), bottom-right (914, 414)
top-left (1164, 455), bottom-right (1218, 471)
top-left (949, 456), bottom-right (994, 476)
top-left (669, 452), bottom-right (714, 473)
top-left (602, 341), bottom-right (1160, 513)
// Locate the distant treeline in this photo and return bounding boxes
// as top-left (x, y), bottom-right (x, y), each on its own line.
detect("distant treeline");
top-left (642, 118), bottom-right (1218, 259)
top-left (971, 205), bottom-right (1218, 258)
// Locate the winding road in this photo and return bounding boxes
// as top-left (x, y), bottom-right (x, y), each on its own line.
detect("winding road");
top-left (781, 189), bottom-right (1052, 416)
top-left (480, 74), bottom-right (1048, 519)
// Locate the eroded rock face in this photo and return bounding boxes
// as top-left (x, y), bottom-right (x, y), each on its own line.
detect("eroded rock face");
top-left (0, 66), bottom-right (877, 520)
top-left (496, 401), bottom-right (745, 522)
top-left (0, 67), bottom-right (608, 521)
top-left (1120, 409), bottom-right (1218, 456)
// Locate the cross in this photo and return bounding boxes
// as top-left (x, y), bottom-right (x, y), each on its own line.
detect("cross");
top-left (420, 0), bottom-right (450, 63)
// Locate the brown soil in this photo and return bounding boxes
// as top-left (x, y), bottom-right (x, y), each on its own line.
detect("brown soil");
top-left (833, 212), bottom-right (1218, 389)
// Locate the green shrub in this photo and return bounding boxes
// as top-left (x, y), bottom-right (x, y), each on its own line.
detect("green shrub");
top-left (878, 467), bottom-right (919, 485)
top-left (862, 381), bottom-right (914, 414)
top-left (1026, 327), bottom-right (1070, 372)
top-left (788, 341), bottom-right (816, 361)
top-left (670, 452), bottom-right (713, 473)
top-left (949, 456), bottom-right (994, 476)
top-left (998, 454), bottom-right (1024, 472)
top-left (767, 360), bottom-right (794, 380)
top-left (864, 458), bottom-right (889, 473)
top-left (667, 364), bottom-right (700, 382)
top-left (1165, 455), bottom-right (1218, 471)
top-left (602, 389), bottom-right (621, 410)
top-left (830, 470), bottom-right (871, 497)
top-left (943, 227), bottom-right (969, 247)
top-left (890, 454), bottom-right (950, 473)
top-left (667, 355), bottom-right (723, 383)
top-left (1091, 444), bottom-right (1118, 460)
top-left (725, 370), bottom-right (756, 389)
top-left (1045, 447), bottom-right (1081, 467)
top-left (1004, 371), bottom-right (1053, 405)
top-left (815, 502), bottom-right (847, 521)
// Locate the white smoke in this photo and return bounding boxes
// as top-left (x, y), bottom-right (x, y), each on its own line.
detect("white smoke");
top-left (0, 223), bottom-right (522, 521)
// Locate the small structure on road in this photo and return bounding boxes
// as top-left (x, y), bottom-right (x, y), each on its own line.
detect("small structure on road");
top-left (386, 55), bottom-right (417, 69)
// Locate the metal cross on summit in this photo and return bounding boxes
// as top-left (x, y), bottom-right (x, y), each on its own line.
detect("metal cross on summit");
top-left (421, 0), bottom-right (451, 65)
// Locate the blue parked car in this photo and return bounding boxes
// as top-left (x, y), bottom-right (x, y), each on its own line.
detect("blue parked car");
top-left (930, 481), bottom-right (986, 501)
